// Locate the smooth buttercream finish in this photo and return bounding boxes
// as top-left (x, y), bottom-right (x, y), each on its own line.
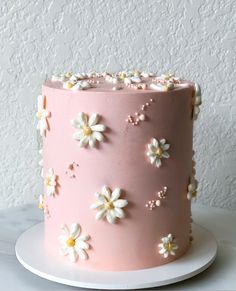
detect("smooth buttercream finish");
top-left (42, 81), bottom-right (194, 271)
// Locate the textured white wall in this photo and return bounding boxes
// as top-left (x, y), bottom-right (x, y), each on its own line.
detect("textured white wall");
top-left (0, 0), bottom-right (235, 210)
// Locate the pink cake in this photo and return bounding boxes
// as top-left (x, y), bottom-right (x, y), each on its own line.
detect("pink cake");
top-left (36, 71), bottom-right (201, 271)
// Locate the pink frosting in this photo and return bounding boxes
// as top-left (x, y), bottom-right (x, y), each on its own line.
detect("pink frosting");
top-left (42, 81), bottom-right (194, 271)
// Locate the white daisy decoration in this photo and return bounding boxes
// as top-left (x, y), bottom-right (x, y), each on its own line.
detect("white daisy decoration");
top-left (146, 138), bottom-right (170, 168)
top-left (58, 223), bottom-right (91, 263)
top-left (44, 168), bottom-right (58, 196)
top-left (36, 95), bottom-right (50, 136)
top-left (38, 194), bottom-right (50, 218)
top-left (193, 83), bottom-right (202, 120)
top-left (71, 112), bottom-right (106, 148)
top-left (90, 186), bottom-right (128, 224)
top-left (158, 234), bottom-right (178, 258)
top-left (187, 176), bottom-right (198, 200)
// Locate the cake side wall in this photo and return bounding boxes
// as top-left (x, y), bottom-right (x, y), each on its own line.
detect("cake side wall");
top-left (42, 86), bottom-right (194, 271)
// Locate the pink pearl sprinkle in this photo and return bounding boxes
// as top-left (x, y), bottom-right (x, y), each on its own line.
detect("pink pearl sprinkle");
top-left (135, 112), bottom-right (138, 116)
top-left (150, 98), bottom-right (153, 102)
top-left (146, 102), bottom-right (150, 106)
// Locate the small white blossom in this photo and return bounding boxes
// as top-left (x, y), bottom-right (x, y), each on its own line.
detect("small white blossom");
top-left (38, 194), bottom-right (50, 218)
top-left (146, 138), bottom-right (170, 168)
top-left (71, 112), bottom-right (106, 148)
top-left (44, 168), bottom-right (57, 196)
top-left (90, 186), bottom-right (128, 224)
top-left (187, 176), bottom-right (198, 200)
top-left (36, 95), bottom-right (50, 136)
top-left (158, 234), bottom-right (178, 258)
top-left (58, 223), bottom-right (91, 263)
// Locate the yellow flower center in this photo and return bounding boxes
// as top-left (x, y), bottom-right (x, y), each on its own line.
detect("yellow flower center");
top-left (66, 238), bottom-right (76, 247)
top-left (45, 177), bottom-right (52, 187)
top-left (119, 72), bottom-right (126, 80)
top-left (83, 126), bottom-right (92, 136)
top-left (67, 82), bottom-right (74, 89)
top-left (36, 111), bottom-right (42, 119)
top-left (165, 242), bottom-right (174, 252)
top-left (38, 203), bottom-right (43, 210)
top-left (156, 147), bottom-right (163, 157)
top-left (192, 190), bottom-right (197, 198)
top-left (105, 201), bottom-right (114, 210)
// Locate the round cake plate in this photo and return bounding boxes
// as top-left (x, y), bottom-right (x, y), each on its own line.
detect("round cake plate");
top-left (15, 223), bottom-right (217, 290)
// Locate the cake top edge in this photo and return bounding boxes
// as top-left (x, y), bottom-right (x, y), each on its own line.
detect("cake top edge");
top-left (44, 71), bottom-right (196, 93)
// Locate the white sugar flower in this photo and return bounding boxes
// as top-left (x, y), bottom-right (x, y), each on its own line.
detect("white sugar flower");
top-left (38, 194), bottom-right (50, 217)
top-left (146, 138), bottom-right (170, 168)
top-left (71, 112), bottom-right (106, 148)
top-left (187, 176), bottom-right (198, 200)
top-left (158, 234), bottom-right (178, 258)
top-left (36, 95), bottom-right (50, 136)
top-left (193, 83), bottom-right (202, 120)
top-left (58, 223), bottom-right (91, 262)
top-left (90, 186), bottom-right (128, 224)
top-left (44, 168), bottom-right (57, 196)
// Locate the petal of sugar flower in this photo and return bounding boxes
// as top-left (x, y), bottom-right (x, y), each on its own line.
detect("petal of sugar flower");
top-left (77, 112), bottom-right (88, 126)
top-left (90, 201), bottom-right (104, 209)
top-left (73, 131), bottom-right (83, 140)
top-left (79, 136), bottom-right (89, 147)
top-left (76, 240), bottom-right (90, 250)
top-left (170, 250), bottom-right (176, 256)
top-left (92, 131), bottom-right (104, 142)
top-left (111, 188), bottom-right (121, 202)
top-left (114, 207), bottom-right (125, 218)
top-left (90, 124), bottom-right (106, 132)
top-left (106, 209), bottom-right (116, 224)
top-left (151, 138), bottom-right (158, 147)
top-left (162, 143), bottom-right (170, 150)
top-left (58, 235), bottom-right (67, 244)
top-left (155, 158), bottom-right (162, 168)
top-left (88, 113), bottom-right (99, 126)
top-left (148, 144), bottom-right (157, 152)
top-left (160, 139), bottom-right (166, 145)
top-left (113, 199), bottom-right (128, 208)
top-left (37, 95), bottom-right (43, 110)
top-left (149, 156), bottom-right (156, 164)
top-left (159, 248), bottom-right (166, 254)
top-left (77, 234), bottom-right (90, 241)
top-left (89, 136), bottom-right (96, 148)
top-left (162, 151), bottom-right (170, 159)
top-left (78, 248), bottom-right (88, 260)
top-left (96, 208), bottom-right (107, 220)
top-left (97, 193), bottom-right (107, 203)
top-left (68, 248), bottom-right (78, 262)
top-left (61, 224), bottom-right (70, 235)
top-left (70, 223), bottom-right (81, 239)
top-left (101, 186), bottom-right (111, 199)
top-left (164, 252), bottom-right (169, 258)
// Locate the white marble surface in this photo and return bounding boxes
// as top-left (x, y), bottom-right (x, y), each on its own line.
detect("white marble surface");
top-left (0, 204), bottom-right (235, 291)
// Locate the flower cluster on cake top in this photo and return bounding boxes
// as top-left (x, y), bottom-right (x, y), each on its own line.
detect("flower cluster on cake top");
top-left (50, 71), bottom-right (197, 93)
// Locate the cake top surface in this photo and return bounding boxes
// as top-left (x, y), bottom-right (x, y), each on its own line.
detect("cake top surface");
top-left (44, 71), bottom-right (193, 93)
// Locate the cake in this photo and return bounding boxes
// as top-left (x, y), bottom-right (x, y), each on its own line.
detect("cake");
top-left (36, 71), bottom-right (201, 271)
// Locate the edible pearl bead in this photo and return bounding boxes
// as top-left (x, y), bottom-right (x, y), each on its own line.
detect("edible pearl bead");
top-left (155, 200), bottom-right (161, 206)
top-left (139, 114), bottom-right (145, 121)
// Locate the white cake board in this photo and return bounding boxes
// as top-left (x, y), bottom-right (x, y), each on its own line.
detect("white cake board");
top-left (15, 223), bottom-right (217, 290)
